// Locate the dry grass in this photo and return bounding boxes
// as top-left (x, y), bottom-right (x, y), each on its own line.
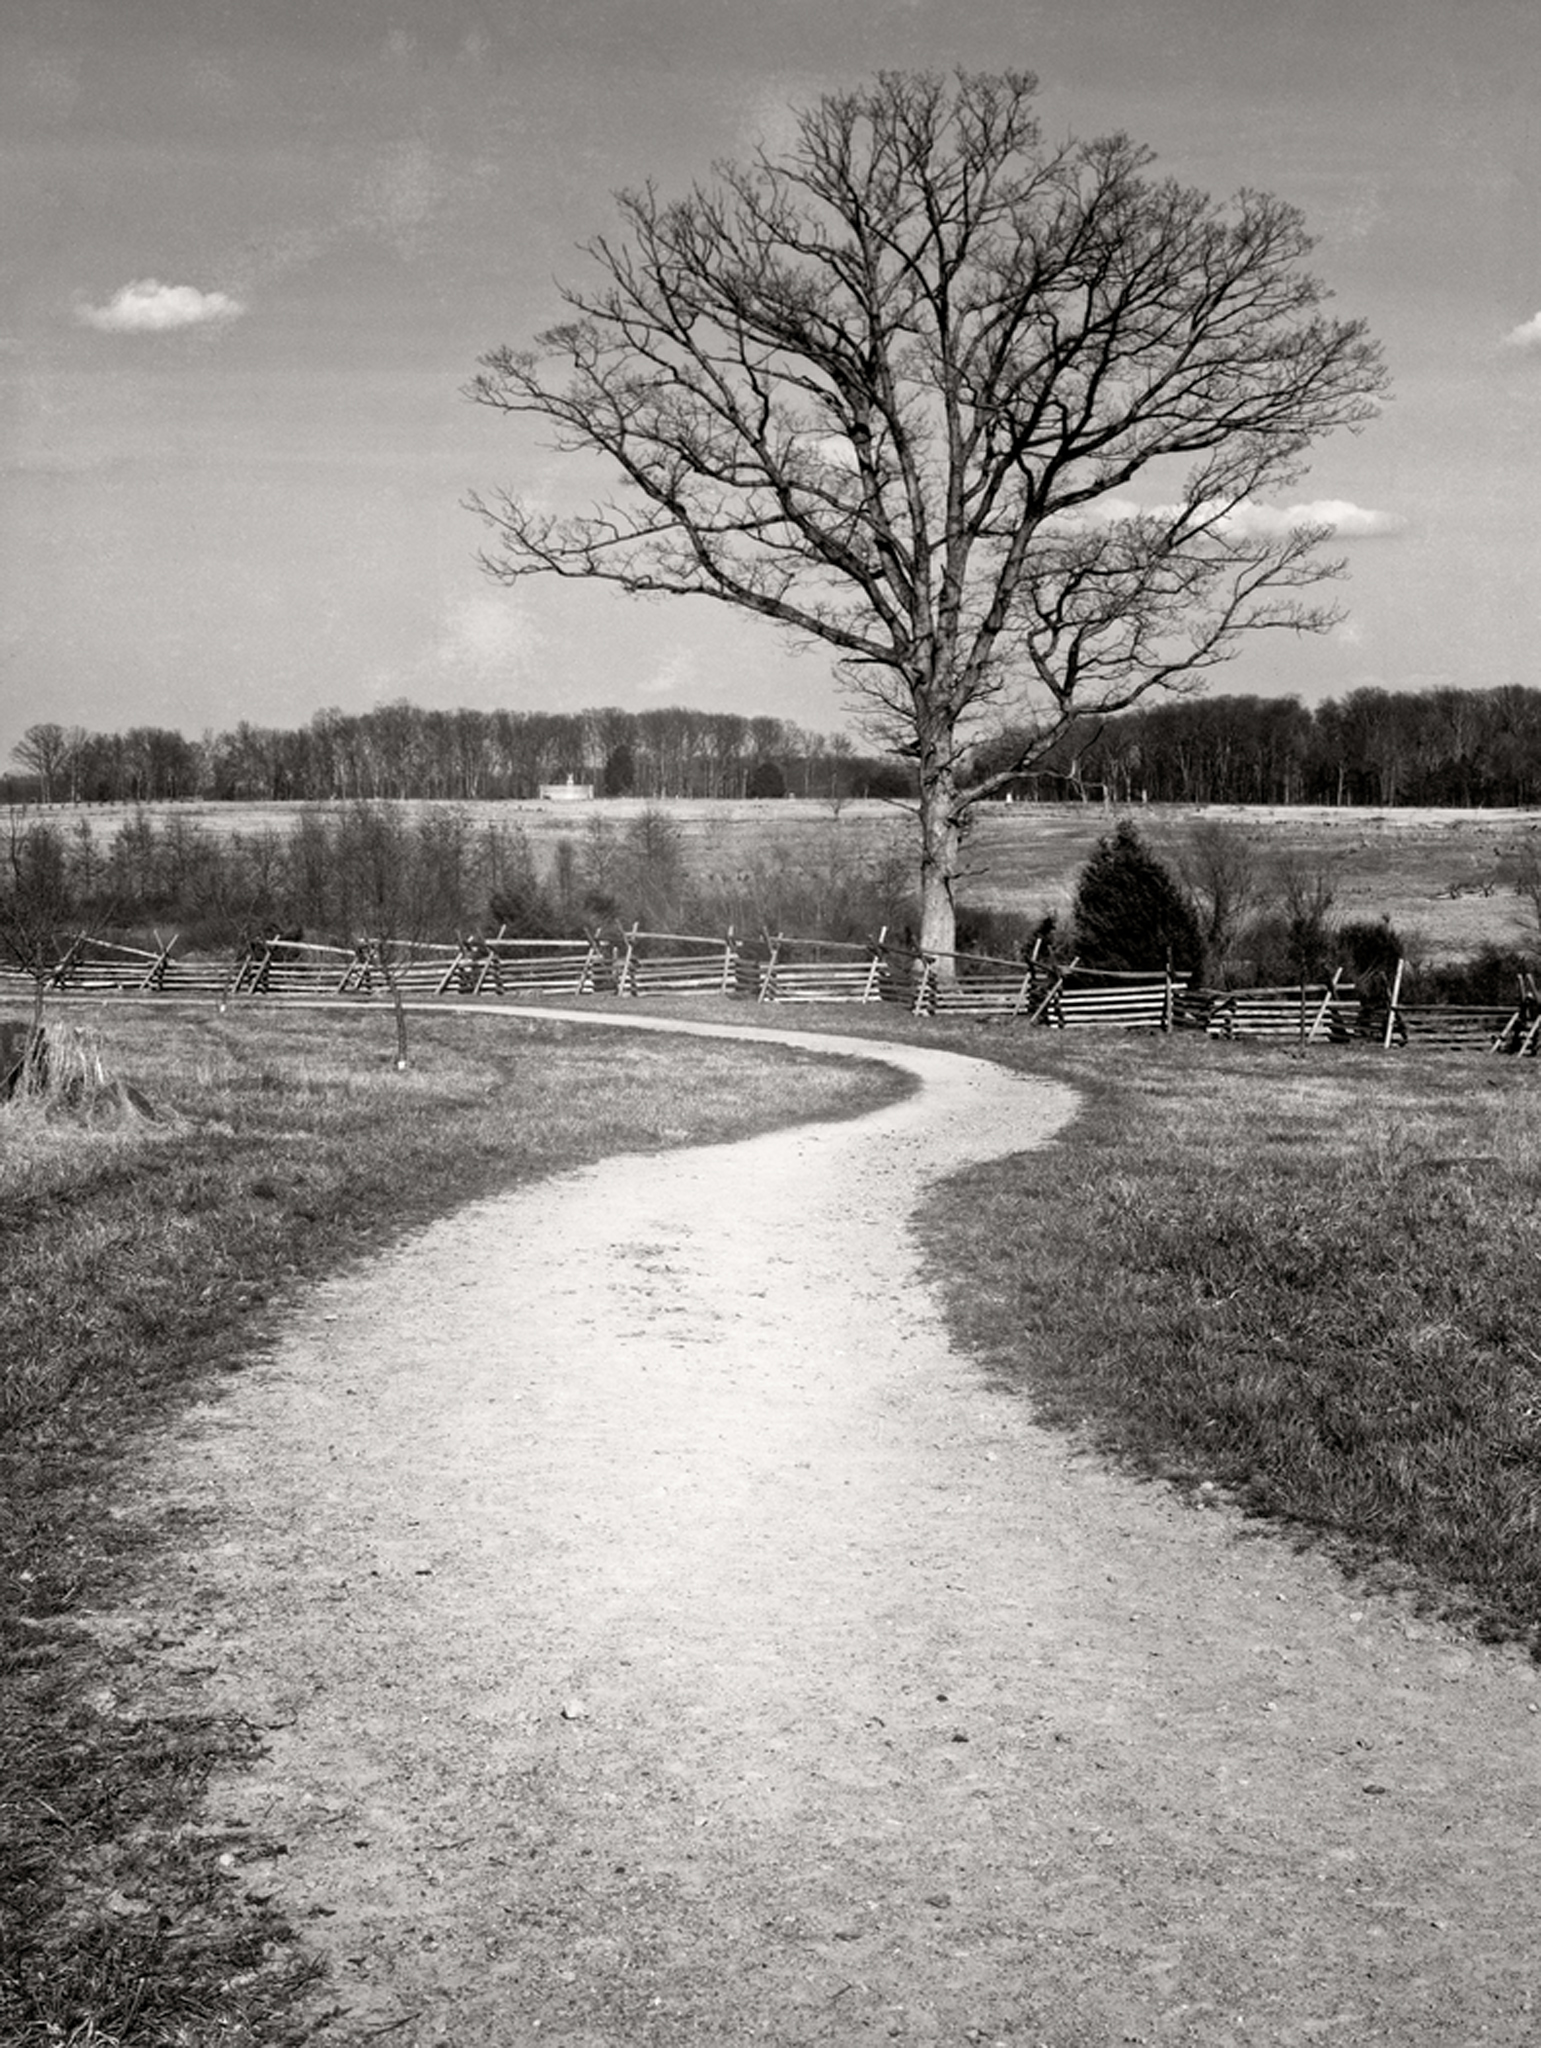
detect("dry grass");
top-left (0, 1001), bottom-right (903, 2046)
top-left (918, 1032), bottom-right (1541, 1645)
top-left (964, 804), bottom-right (1541, 961)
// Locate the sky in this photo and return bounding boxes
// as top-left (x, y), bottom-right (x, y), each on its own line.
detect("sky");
top-left (3, 0), bottom-right (1539, 763)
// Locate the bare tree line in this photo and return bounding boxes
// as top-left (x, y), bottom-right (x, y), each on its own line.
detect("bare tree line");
top-left (983, 685), bottom-right (1541, 808)
top-left (14, 682), bottom-right (1541, 818)
top-left (5, 705), bottom-right (901, 809)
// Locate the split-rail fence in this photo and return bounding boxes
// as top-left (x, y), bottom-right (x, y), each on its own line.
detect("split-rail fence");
top-left (0, 930), bottom-right (1536, 1056)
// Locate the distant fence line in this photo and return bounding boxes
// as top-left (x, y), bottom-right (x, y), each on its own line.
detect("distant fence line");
top-left (0, 928), bottom-right (1537, 1055)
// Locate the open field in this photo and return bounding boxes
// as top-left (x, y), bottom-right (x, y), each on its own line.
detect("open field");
top-left (25, 795), bottom-right (1541, 961)
top-left (969, 802), bottom-right (1541, 962)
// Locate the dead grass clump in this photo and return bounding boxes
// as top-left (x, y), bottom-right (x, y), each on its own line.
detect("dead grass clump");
top-left (1, 1024), bottom-right (165, 1128)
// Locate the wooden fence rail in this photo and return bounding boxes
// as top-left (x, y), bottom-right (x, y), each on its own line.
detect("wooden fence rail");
top-left (881, 944), bottom-right (1038, 1018)
top-left (1199, 975), bottom-right (1360, 1044)
top-left (737, 932), bottom-right (888, 1005)
top-left (615, 927), bottom-right (739, 997)
top-left (434, 935), bottom-right (607, 999)
top-left (883, 947), bottom-right (1176, 1029)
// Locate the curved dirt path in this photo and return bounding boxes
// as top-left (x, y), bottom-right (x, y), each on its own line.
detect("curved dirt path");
top-left (144, 1016), bottom-right (1541, 2046)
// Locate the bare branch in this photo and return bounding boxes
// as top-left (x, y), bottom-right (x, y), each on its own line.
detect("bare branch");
top-left (467, 69), bottom-right (1387, 960)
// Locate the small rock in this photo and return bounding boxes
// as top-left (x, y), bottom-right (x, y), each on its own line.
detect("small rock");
top-left (560, 1698), bottom-right (590, 1722)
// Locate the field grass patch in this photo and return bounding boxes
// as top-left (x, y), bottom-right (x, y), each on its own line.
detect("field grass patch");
top-left (920, 1037), bottom-right (1541, 1644)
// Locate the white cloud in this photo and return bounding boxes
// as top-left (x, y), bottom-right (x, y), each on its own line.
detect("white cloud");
top-left (76, 279), bottom-right (246, 333)
top-left (1224, 498), bottom-right (1405, 539)
top-left (1067, 495), bottom-right (1403, 540)
top-left (1503, 311), bottom-right (1541, 352)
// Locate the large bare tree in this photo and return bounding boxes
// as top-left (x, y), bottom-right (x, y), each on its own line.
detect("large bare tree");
top-left (10, 724), bottom-right (75, 806)
top-left (467, 71), bottom-right (1385, 959)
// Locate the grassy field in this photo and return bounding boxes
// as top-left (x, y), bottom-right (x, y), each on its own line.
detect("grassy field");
top-left (0, 1003), bottom-right (906, 2047)
top-left (30, 794), bottom-right (1541, 963)
top-left (967, 802), bottom-right (1541, 962)
top-left (917, 1032), bottom-right (1541, 1646)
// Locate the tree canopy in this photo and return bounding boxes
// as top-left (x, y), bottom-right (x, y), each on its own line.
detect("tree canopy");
top-left (468, 71), bottom-right (1385, 959)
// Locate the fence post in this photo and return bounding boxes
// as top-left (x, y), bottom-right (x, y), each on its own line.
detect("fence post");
top-left (758, 932), bottom-right (782, 1004)
top-left (1519, 973), bottom-right (1541, 1056)
top-left (1382, 958), bottom-right (1405, 1050)
top-left (48, 932), bottom-right (85, 991)
top-left (145, 932), bottom-right (176, 990)
top-left (1010, 958), bottom-right (1038, 1020)
top-left (1023, 956), bottom-right (1078, 1028)
top-left (486, 928), bottom-right (513, 995)
top-left (1489, 974), bottom-right (1528, 1054)
top-left (1305, 968), bottom-right (1344, 1046)
top-left (861, 926), bottom-right (887, 1004)
top-left (363, 939), bottom-right (409, 1069)
top-left (910, 955), bottom-right (935, 1016)
top-left (437, 938), bottom-right (472, 997)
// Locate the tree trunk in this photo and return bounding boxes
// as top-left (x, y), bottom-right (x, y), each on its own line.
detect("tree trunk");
top-left (916, 753), bottom-right (960, 971)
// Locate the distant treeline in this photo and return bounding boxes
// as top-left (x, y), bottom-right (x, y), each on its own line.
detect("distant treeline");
top-left (985, 685), bottom-right (1541, 809)
top-left (5, 704), bottom-right (907, 808)
top-left (0, 803), bottom-right (916, 957)
top-left (10, 684), bottom-right (1541, 813)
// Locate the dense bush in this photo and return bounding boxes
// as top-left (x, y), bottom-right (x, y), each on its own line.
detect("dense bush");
top-left (1071, 822), bottom-right (1204, 973)
top-left (1412, 944), bottom-right (1536, 1007)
